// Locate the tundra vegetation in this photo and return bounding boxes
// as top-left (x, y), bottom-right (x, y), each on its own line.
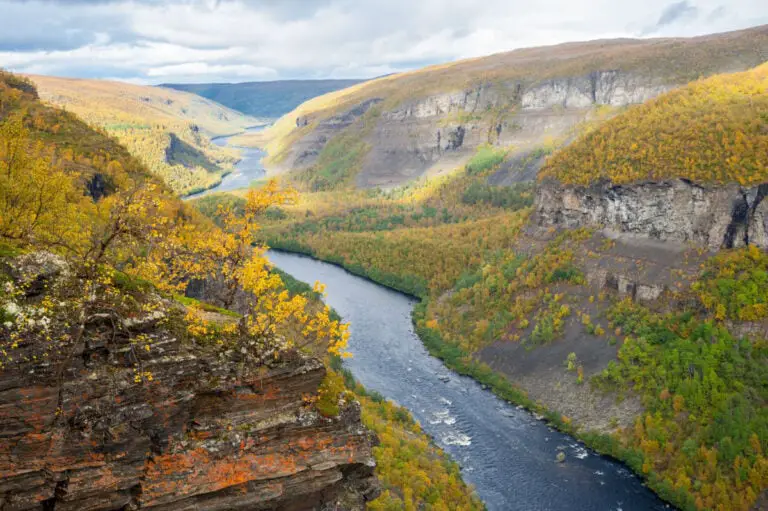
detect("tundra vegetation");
top-left (207, 63), bottom-right (768, 511)
top-left (0, 71), bottom-right (483, 510)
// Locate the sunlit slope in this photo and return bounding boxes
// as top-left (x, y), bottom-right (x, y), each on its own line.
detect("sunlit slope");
top-left (29, 74), bottom-right (262, 195)
top-left (262, 25), bottom-right (768, 190)
top-left (540, 62), bottom-right (768, 186)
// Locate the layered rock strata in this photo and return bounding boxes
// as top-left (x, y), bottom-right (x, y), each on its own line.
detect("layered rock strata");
top-left (0, 260), bottom-right (377, 511)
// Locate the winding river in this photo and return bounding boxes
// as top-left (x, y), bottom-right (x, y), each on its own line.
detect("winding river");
top-left (197, 131), bottom-right (669, 510)
top-left (186, 126), bottom-right (268, 199)
top-left (268, 251), bottom-right (670, 511)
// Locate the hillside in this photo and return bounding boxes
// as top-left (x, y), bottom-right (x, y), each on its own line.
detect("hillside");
top-left (0, 71), bottom-right (486, 510)
top-left (162, 79), bottom-right (364, 118)
top-left (540, 63), bottom-right (768, 186)
top-left (210, 61), bottom-right (768, 511)
top-left (535, 62), bottom-right (768, 251)
top-left (258, 24), bottom-right (768, 190)
top-left (28, 74), bottom-right (262, 196)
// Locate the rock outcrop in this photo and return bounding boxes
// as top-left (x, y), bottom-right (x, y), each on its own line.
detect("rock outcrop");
top-left (534, 179), bottom-right (768, 250)
top-left (287, 73), bottom-right (668, 188)
top-left (0, 260), bottom-right (378, 511)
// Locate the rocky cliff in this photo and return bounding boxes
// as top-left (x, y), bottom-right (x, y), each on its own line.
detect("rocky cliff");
top-left (534, 179), bottom-right (768, 250)
top-left (265, 25), bottom-right (768, 189)
top-left (285, 71), bottom-right (672, 188)
top-left (0, 255), bottom-right (378, 511)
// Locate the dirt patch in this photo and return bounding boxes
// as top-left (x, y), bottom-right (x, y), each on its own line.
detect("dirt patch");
top-left (479, 228), bottom-right (711, 433)
top-left (479, 315), bottom-right (642, 434)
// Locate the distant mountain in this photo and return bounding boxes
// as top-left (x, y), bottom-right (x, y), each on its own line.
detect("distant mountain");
top-left (161, 79), bottom-right (364, 118)
top-left (262, 24), bottom-right (768, 189)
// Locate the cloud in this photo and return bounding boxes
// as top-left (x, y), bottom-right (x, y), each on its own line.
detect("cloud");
top-left (656, 1), bottom-right (699, 27)
top-left (0, 0), bottom-right (765, 83)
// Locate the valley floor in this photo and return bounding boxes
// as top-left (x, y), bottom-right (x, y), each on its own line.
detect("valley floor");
top-left (207, 157), bottom-right (768, 511)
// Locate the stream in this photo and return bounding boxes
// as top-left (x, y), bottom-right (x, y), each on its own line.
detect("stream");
top-left (186, 126), bottom-right (268, 199)
top-left (267, 250), bottom-right (671, 511)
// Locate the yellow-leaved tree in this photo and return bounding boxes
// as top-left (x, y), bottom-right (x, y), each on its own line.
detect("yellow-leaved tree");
top-left (1, 104), bottom-right (348, 380)
top-left (132, 178), bottom-right (350, 361)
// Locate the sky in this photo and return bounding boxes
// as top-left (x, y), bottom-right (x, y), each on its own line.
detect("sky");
top-left (0, 0), bottom-right (765, 84)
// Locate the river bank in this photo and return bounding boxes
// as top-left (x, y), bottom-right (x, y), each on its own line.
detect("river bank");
top-left (268, 248), bottom-right (672, 511)
top-left (184, 125), bottom-right (270, 199)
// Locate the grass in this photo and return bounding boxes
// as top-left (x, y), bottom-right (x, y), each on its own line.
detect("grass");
top-left (0, 241), bottom-right (22, 258)
top-left (466, 145), bottom-right (507, 175)
top-left (173, 294), bottom-right (241, 318)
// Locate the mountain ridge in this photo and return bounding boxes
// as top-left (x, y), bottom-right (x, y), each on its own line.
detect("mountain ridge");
top-left (161, 79), bottom-right (365, 119)
top-left (257, 24), bottom-right (768, 190)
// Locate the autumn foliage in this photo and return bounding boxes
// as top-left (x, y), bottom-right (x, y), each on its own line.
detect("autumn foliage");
top-left (541, 63), bottom-right (768, 186)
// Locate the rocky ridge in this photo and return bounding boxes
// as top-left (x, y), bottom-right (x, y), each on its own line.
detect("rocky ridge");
top-left (0, 255), bottom-right (378, 511)
top-left (268, 25), bottom-right (768, 189)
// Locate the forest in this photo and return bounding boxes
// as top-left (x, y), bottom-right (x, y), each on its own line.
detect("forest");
top-left (0, 71), bottom-right (483, 510)
top-left (206, 65), bottom-right (768, 510)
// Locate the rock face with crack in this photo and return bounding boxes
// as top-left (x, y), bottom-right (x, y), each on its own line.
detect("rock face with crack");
top-left (0, 258), bottom-right (378, 511)
top-left (534, 179), bottom-right (768, 250)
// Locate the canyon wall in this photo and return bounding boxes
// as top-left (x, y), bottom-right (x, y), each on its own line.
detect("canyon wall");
top-left (0, 256), bottom-right (378, 511)
top-left (269, 26), bottom-right (768, 189)
top-left (534, 179), bottom-right (768, 250)
top-left (288, 72), bottom-right (670, 188)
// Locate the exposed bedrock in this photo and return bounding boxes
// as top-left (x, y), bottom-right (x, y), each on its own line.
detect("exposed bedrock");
top-left (0, 258), bottom-right (378, 511)
top-left (533, 179), bottom-right (768, 250)
top-left (284, 71), bottom-right (671, 188)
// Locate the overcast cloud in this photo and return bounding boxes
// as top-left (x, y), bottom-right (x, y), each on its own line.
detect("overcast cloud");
top-left (0, 0), bottom-right (765, 83)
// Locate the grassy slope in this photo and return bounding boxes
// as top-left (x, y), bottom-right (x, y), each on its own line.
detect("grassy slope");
top-left (161, 79), bottom-right (364, 118)
top-left (262, 25), bottom-right (768, 168)
top-left (540, 62), bottom-right (768, 186)
top-left (28, 74), bottom-right (262, 195)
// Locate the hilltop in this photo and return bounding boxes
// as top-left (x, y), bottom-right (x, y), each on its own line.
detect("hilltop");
top-left (28, 74), bottom-right (261, 195)
top-left (540, 63), bottom-right (768, 186)
top-left (162, 79), bottom-right (364, 118)
top-left (257, 25), bottom-right (768, 190)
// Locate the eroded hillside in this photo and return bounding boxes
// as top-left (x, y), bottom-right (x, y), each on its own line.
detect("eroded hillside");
top-left (259, 25), bottom-right (768, 190)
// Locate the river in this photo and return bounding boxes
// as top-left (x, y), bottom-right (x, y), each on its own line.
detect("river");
top-left (196, 131), bottom-right (670, 510)
top-left (267, 250), bottom-right (671, 511)
top-left (186, 126), bottom-right (268, 199)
